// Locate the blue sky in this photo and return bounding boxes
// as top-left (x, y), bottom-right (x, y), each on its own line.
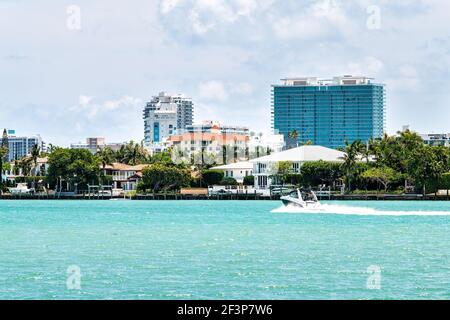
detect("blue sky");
top-left (0, 0), bottom-right (449, 146)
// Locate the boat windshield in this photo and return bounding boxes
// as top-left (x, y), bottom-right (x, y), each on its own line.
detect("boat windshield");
top-left (289, 191), bottom-right (299, 198)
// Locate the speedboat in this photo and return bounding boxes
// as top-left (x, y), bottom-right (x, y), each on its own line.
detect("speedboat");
top-left (280, 189), bottom-right (322, 209)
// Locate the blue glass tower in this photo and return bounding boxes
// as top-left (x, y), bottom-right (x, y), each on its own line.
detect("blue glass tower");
top-left (272, 76), bottom-right (385, 149)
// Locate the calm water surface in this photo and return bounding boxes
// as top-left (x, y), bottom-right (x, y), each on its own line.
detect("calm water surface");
top-left (0, 200), bottom-right (449, 299)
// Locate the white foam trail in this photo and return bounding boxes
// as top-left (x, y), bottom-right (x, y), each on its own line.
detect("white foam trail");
top-left (271, 204), bottom-right (450, 216)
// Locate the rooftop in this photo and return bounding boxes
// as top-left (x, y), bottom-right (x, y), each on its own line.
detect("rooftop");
top-left (211, 161), bottom-right (253, 170)
top-left (249, 145), bottom-right (346, 163)
top-left (276, 75), bottom-right (379, 87)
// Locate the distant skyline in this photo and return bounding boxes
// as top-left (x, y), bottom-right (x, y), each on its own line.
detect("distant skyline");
top-left (1, 0), bottom-right (450, 146)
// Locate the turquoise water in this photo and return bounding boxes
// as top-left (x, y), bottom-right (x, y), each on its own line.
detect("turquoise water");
top-left (0, 200), bottom-right (449, 300)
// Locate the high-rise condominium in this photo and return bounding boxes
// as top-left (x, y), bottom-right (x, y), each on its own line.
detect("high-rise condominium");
top-left (2, 129), bottom-right (44, 161)
top-left (272, 75), bottom-right (385, 149)
top-left (143, 92), bottom-right (193, 146)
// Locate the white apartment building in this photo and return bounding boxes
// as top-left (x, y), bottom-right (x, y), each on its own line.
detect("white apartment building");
top-left (3, 129), bottom-right (44, 162)
top-left (420, 133), bottom-right (450, 147)
top-left (143, 92), bottom-right (193, 146)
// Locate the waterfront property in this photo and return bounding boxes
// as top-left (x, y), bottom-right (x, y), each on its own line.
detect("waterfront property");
top-left (2, 129), bottom-right (45, 162)
top-left (250, 145), bottom-right (345, 189)
top-left (167, 120), bottom-right (250, 165)
top-left (210, 161), bottom-right (253, 184)
top-left (272, 75), bottom-right (386, 149)
top-left (103, 163), bottom-right (150, 191)
top-left (143, 92), bottom-right (193, 148)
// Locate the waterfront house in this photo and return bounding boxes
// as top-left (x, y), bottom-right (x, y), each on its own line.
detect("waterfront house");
top-left (210, 161), bottom-right (253, 184)
top-left (2, 156), bottom-right (49, 182)
top-left (103, 163), bottom-right (150, 191)
top-left (250, 145), bottom-right (346, 189)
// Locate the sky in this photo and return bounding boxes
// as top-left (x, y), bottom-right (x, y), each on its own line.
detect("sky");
top-left (0, 0), bottom-right (449, 146)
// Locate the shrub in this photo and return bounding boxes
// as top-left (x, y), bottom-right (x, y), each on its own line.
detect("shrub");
top-left (439, 173), bottom-right (450, 189)
top-left (202, 170), bottom-right (224, 186)
top-left (243, 175), bottom-right (254, 186)
top-left (220, 177), bottom-right (238, 186)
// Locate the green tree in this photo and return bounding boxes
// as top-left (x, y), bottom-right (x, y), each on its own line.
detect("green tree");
top-left (150, 150), bottom-right (174, 165)
top-left (12, 160), bottom-right (20, 176)
top-left (407, 144), bottom-right (450, 194)
top-left (202, 170), bottom-right (224, 186)
top-left (361, 166), bottom-right (402, 192)
top-left (114, 141), bottom-right (149, 165)
top-left (440, 173), bottom-right (450, 190)
top-left (47, 148), bottom-right (101, 191)
top-left (287, 130), bottom-right (299, 149)
top-left (0, 147), bottom-right (8, 188)
top-left (96, 147), bottom-right (114, 185)
top-left (340, 140), bottom-right (363, 192)
top-left (30, 144), bottom-right (40, 176)
top-left (269, 161), bottom-right (293, 186)
top-left (139, 164), bottom-right (190, 193)
top-left (18, 157), bottom-right (33, 177)
top-left (301, 161), bottom-right (343, 187)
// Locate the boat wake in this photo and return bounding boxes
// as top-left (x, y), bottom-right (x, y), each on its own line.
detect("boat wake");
top-left (271, 204), bottom-right (450, 216)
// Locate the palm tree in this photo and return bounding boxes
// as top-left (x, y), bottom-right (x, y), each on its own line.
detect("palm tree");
top-left (18, 157), bottom-right (33, 177)
top-left (126, 142), bottom-right (140, 165)
top-left (0, 147), bottom-right (8, 188)
top-left (287, 130), bottom-right (299, 149)
top-left (30, 144), bottom-right (40, 176)
top-left (288, 130), bottom-right (298, 139)
top-left (340, 140), bottom-right (362, 192)
top-left (96, 147), bottom-right (114, 171)
top-left (12, 160), bottom-right (20, 176)
top-left (96, 147), bottom-right (114, 185)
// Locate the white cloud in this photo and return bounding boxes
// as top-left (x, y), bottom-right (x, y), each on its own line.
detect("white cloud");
top-left (2, 0), bottom-right (450, 144)
top-left (386, 65), bottom-right (420, 91)
top-left (161, 0), bottom-right (273, 36)
top-left (79, 95), bottom-right (93, 106)
top-left (160, 0), bottom-right (181, 14)
top-left (73, 95), bottom-right (143, 121)
top-left (273, 0), bottom-right (352, 40)
top-left (235, 0), bottom-right (258, 17)
top-left (231, 82), bottom-right (254, 95)
top-left (347, 57), bottom-right (385, 76)
top-left (198, 81), bottom-right (228, 102)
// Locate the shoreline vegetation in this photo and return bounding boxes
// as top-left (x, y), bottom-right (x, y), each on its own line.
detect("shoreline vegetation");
top-left (1, 130), bottom-right (450, 201)
top-left (1, 193), bottom-right (450, 201)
